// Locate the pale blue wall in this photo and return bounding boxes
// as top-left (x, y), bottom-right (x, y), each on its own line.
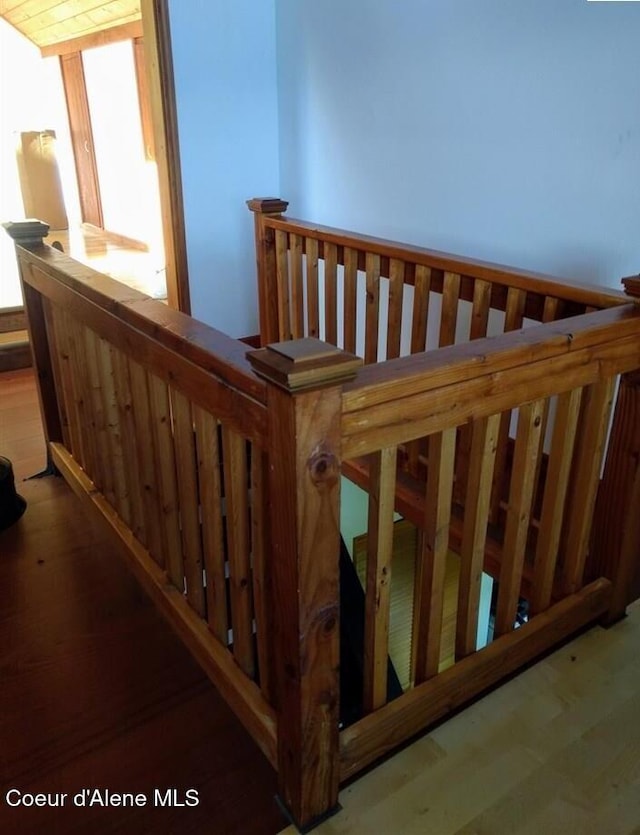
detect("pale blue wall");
top-left (276, 0), bottom-right (640, 288)
top-left (168, 0), bottom-right (280, 335)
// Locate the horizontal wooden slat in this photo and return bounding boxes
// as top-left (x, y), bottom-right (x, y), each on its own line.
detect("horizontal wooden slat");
top-left (343, 305), bottom-right (639, 414)
top-left (341, 308), bottom-right (640, 458)
top-left (339, 578), bottom-right (612, 781)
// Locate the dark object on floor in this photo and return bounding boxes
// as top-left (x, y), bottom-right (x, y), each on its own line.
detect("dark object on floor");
top-left (0, 456), bottom-right (27, 531)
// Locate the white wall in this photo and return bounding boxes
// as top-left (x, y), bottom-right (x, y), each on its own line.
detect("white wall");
top-left (168, 0), bottom-right (280, 336)
top-left (276, 0), bottom-right (640, 289)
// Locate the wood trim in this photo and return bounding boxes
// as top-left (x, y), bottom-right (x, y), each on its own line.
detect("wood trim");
top-left (133, 36), bottom-right (156, 161)
top-left (40, 20), bottom-right (144, 58)
top-left (59, 51), bottom-right (103, 228)
top-left (140, 0), bottom-right (191, 314)
top-left (0, 306), bottom-right (26, 334)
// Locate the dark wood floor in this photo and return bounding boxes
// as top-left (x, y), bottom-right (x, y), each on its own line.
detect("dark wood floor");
top-left (0, 370), bottom-right (286, 835)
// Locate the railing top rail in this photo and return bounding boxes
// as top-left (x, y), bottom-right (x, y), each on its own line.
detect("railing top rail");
top-left (263, 214), bottom-right (629, 312)
top-left (341, 304), bottom-right (640, 457)
top-left (14, 242), bottom-right (268, 441)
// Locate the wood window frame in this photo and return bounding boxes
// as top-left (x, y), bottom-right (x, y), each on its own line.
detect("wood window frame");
top-left (51, 4), bottom-right (191, 314)
top-left (59, 51), bottom-right (103, 229)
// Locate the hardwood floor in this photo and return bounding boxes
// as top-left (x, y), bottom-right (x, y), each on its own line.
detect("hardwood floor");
top-left (0, 369), bottom-right (47, 481)
top-left (0, 370), bottom-right (286, 835)
top-left (280, 612), bottom-right (640, 834)
top-left (5, 371), bottom-right (640, 835)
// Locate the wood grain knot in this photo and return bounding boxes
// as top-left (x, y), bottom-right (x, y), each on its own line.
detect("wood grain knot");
top-left (308, 447), bottom-right (338, 487)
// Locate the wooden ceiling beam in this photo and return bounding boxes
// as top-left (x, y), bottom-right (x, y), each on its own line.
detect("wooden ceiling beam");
top-left (40, 17), bottom-right (142, 56)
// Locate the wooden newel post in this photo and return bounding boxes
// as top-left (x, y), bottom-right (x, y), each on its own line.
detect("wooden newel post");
top-left (248, 337), bottom-right (361, 831)
top-left (247, 197), bottom-right (289, 346)
top-left (3, 220), bottom-right (64, 470)
top-left (590, 275), bottom-right (640, 623)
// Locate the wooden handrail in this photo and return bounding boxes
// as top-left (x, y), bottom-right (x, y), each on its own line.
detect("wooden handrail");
top-left (12, 242), bottom-right (268, 444)
top-left (15, 244), bottom-right (265, 401)
top-left (341, 305), bottom-right (640, 457)
top-left (261, 213), bottom-right (629, 311)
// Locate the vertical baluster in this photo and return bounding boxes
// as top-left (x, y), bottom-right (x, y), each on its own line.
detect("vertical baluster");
top-left (414, 428), bottom-right (456, 682)
top-left (530, 388), bottom-right (583, 614)
top-left (275, 229), bottom-right (291, 341)
top-left (495, 399), bottom-right (545, 637)
top-left (410, 264), bottom-right (431, 354)
top-left (365, 252), bottom-right (381, 364)
top-left (324, 241), bottom-right (338, 345)
top-left (84, 328), bottom-right (115, 508)
top-left (529, 295), bottom-right (562, 508)
top-left (251, 445), bottom-right (273, 701)
top-left (290, 233), bottom-right (304, 339)
top-left (112, 348), bottom-right (147, 545)
top-left (52, 306), bottom-right (83, 463)
top-left (343, 247), bottom-right (358, 353)
top-left (65, 316), bottom-right (98, 479)
top-left (561, 378), bottom-right (616, 595)
top-left (407, 265), bottom-right (432, 476)
top-left (96, 338), bottom-right (131, 525)
top-left (490, 287), bottom-right (528, 523)
top-left (439, 272), bottom-right (461, 347)
top-left (456, 413), bottom-right (500, 659)
top-left (306, 237), bottom-right (320, 338)
top-left (171, 389), bottom-right (206, 616)
top-left (128, 360), bottom-right (164, 566)
top-left (193, 406), bottom-right (228, 643)
top-left (148, 373), bottom-right (183, 587)
top-left (78, 327), bottom-right (105, 496)
top-left (222, 425), bottom-right (255, 678)
top-left (469, 279), bottom-right (492, 341)
top-left (386, 259), bottom-right (404, 360)
top-left (363, 446), bottom-right (397, 712)
top-left (453, 278), bottom-right (493, 504)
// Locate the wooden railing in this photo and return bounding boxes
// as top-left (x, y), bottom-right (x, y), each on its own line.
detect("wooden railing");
top-left (7, 216), bottom-right (640, 831)
top-left (247, 198), bottom-right (632, 519)
top-left (5, 220), bottom-right (278, 758)
top-left (247, 201), bottom-right (640, 823)
top-left (336, 303), bottom-right (640, 777)
top-left (247, 198), bottom-right (628, 355)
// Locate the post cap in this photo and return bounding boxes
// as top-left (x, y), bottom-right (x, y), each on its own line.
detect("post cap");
top-left (2, 219), bottom-right (50, 246)
top-left (248, 337), bottom-right (362, 393)
top-left (622, 274), bottom-right (640, 300)
top-left (247, 198), bottom-right (289, 215)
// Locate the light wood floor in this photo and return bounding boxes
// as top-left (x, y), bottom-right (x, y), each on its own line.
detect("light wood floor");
top-left (280, 609), bottom-right (640, 834)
